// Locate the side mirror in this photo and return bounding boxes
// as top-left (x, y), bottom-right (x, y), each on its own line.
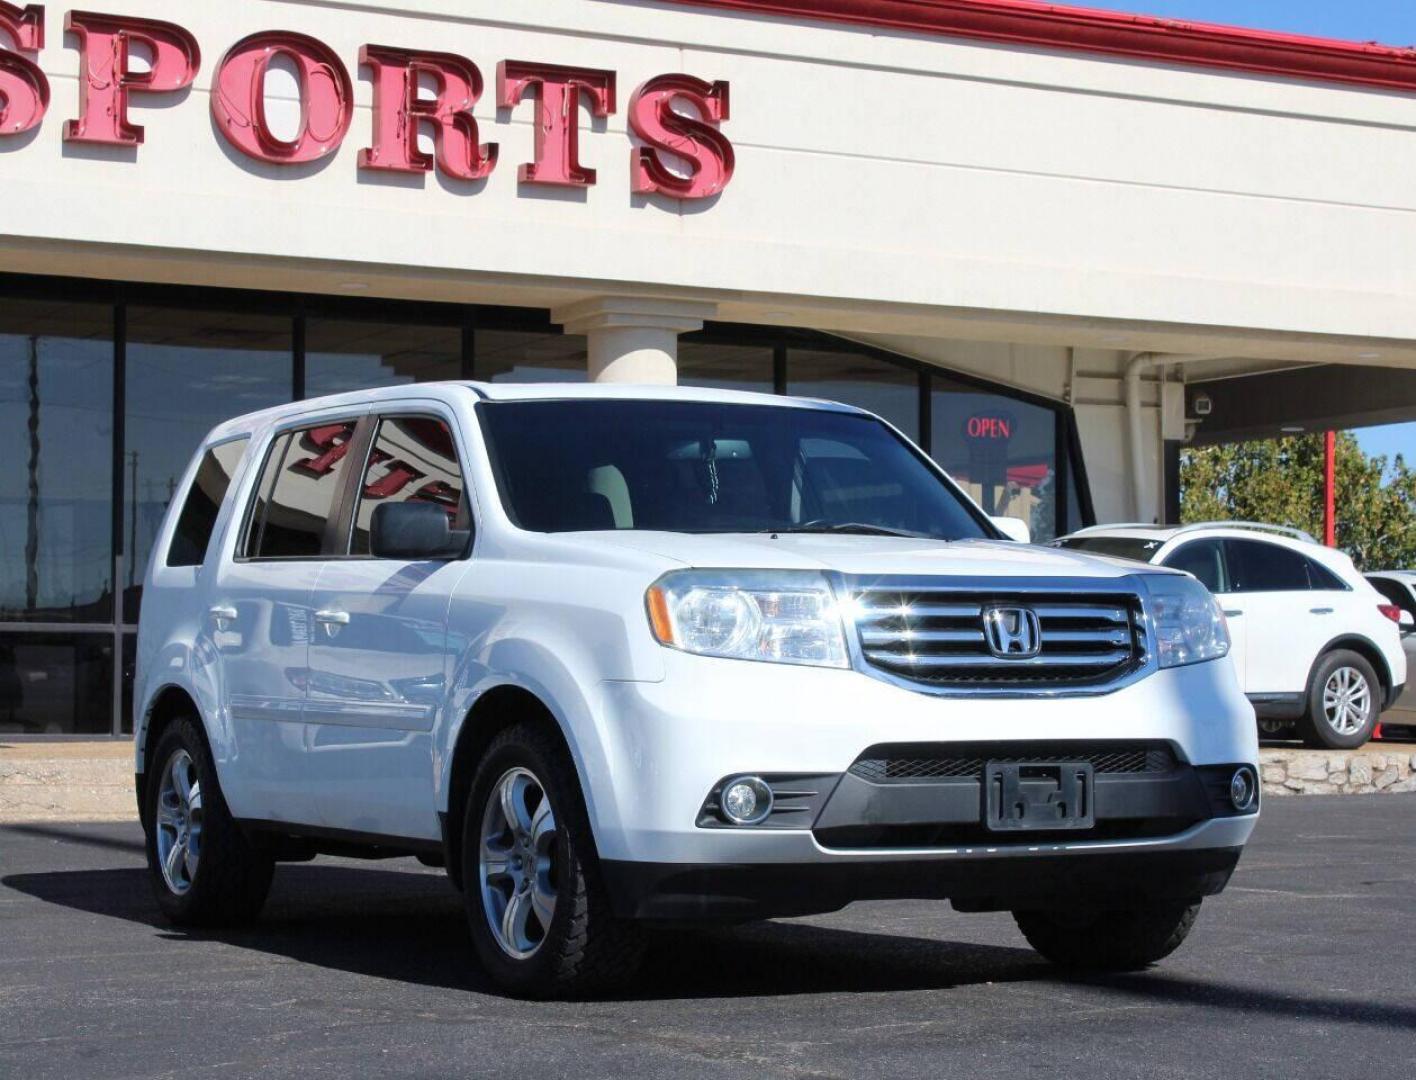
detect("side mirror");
top-left (370, 502), bottom-right (466, 559)
top-left (990, 516), bottom-right (1032, 544)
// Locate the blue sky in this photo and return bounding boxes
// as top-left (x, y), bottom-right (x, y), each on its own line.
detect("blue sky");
top-left (1078, 1), bottom-right (1415, 464)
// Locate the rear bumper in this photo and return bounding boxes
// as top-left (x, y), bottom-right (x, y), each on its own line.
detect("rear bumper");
top-left (602, 844), bottom-right (1244, 920)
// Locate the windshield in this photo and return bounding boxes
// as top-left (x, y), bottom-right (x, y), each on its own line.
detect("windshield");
top-left (478, 399), bottom-right (992, 539)
top-left (1053, 536), bottom-right (1163, 563)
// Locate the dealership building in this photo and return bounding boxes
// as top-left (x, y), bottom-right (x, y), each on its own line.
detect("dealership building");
top-left (2, 0), bottom-right (1416, 735)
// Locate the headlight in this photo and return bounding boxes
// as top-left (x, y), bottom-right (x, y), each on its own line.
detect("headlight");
top-left (1141, 573), bottom-right (1230, 669)
top-left (645, 571), bottom-right (848, 669)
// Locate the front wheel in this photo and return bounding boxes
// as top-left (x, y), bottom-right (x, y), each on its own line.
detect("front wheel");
top-left (1298, 650), bottom-right (1380, 750)
top-left (461, 721), bottom-right (643, 998)
top-left (1013, 902), bottom-right (1200, 971)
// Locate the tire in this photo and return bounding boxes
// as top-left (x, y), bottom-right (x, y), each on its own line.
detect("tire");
top-left (1255, 717), bottom-right (1295, 741)
top-left (461, 720), bottom-right (644, 999)
top-left (143, 715), bottom-right (274, 926)
top-left (1013, 902), bottom-right (1200, 971)
top-left (1297, 649), bottom-right (1381, 750)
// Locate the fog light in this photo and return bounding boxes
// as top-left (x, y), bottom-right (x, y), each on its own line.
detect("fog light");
top-left (1229, 767), bottom-right (1257, 812)
top-left (720, 776), bottom-right (773, 826)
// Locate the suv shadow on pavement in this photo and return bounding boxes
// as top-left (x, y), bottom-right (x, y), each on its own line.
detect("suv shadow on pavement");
top-left (6, 856), bottom-right (1416, 1030)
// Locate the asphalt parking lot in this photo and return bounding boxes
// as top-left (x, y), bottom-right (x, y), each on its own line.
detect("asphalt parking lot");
top-left (2, 798), bottom-right (1413, 1080)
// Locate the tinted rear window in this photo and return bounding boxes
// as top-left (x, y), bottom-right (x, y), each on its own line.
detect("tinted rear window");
top-left (167, 439), bottom-right (248, 567)
top-left (245, 421), bottom-right (358, 558)
top-left (1054, 536), bottom-right (1163, 563)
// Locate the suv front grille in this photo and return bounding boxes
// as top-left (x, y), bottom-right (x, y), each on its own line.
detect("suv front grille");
top-left (850, 742), bottom-right (1178, 783)
top-left (849, 585), bottom-right (1145, 691)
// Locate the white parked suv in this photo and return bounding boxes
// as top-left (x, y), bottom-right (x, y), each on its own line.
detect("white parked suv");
top-left (135, 383), bottom-right (1259, 997)
top-left (1055, 524), bottom-right (1407, 749)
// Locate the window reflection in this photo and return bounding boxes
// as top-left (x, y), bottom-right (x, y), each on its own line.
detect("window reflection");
top-left (0, 301), bottom-right (114, 622)
top-left (306, 321), bottom-right (461, 397)
top-left (787, 348), bottom-right (919, 440)
top-left (679, 342), bottom-right (773, 393)
top-left (125, 308), bottom-right (290, 621)
top-left (476, 330), bottom-right (587, 382)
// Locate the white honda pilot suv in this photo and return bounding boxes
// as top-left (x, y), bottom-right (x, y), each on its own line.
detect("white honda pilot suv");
top-left (135, 383), bottom-right (1259, 997)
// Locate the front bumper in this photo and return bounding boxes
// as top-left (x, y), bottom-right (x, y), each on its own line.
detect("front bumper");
top-left (585, 652), bottom-right (1258, 868)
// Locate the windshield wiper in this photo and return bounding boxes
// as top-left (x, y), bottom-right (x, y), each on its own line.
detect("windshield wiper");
top-left (762, 521), bottom-right (933, 539)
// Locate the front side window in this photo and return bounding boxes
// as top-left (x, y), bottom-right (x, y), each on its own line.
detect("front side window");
top-left (167, 439), bottom-right (248, 567)
top-left (244, 421), bottom-right (358, 559)
top-left (1225, 539), bottom-right (1313, 593)
top-left (478, 400), bottom-right (990, 539)
top-left (1162, 539), bottom-right (1229, 594)
top-left (350, 416), bottom-right (467, 555)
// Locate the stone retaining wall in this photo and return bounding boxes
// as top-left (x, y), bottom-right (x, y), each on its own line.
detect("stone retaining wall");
top-left (1260, 748), bottom-right (1416, 796)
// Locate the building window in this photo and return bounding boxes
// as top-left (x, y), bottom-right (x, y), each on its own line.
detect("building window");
top-left (0, 632), bottom-right (113, 735)
top-left (0, 300), bottom-right (114, 624)
top-left (305, 320), bottom-right (462, 397)
top-left (124, 308), bottom-right (291, 621)
top-left (475, 329), bottom-right (587, 382)
top-left (787, 347), bottom-right (920, 441)
top-left (678, 342), bottom-right (774, 393)
top-left (930, 378), bottom-right (1059, 540)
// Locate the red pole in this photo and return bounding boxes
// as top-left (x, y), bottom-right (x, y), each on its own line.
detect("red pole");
top-left (1323, 430), bottom-right (1336, 548)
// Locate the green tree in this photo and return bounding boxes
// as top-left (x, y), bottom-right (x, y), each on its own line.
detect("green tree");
top-left (1179, 433), bottom-right (1416, 570)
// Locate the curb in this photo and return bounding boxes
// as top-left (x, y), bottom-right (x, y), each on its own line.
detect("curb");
top-left (1260, 746), bottom-right (1416, 797)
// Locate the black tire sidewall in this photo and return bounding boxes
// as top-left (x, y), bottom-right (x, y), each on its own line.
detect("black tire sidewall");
top-left (461, 728), bottom-right (590, 995)
top-left (1301, 650), bottom-right (1381, 750)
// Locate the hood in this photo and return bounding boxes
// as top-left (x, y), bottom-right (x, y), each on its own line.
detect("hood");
top-left (573, 532), bottom-right (1143, 579)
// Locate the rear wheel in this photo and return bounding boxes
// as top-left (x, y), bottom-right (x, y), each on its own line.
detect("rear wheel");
top-left (143, 716), bottom-right (274, 925)
top-left (1013, 902), bottom-right (1200, 971)
top-left (461, 721), bottom-right (643, 998)
top-left (1298, 650), bottom-right (1380, 749)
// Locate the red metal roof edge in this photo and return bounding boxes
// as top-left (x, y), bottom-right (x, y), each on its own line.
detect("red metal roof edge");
top-left (654, 0), bottom-right (1416, 93)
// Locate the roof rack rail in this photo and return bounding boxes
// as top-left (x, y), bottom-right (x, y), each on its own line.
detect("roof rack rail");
top-left (1175, 521), bottom-right (1318, 543)
top-left (1065, 521), bottom-right (1316, 544)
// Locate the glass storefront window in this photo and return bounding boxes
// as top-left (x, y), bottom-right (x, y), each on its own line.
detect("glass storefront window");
top-left (125, 308), bottom-right (291, 622)
top-left (931, 379), bottom-right (1059, 540)
top-left (0, 632), bottom-right (113, 735)
top-left (787, 348), bottom-right (919, 440)
top-left (306, 320), bottom-right (462, 397)
top-left (476, 330), bottom-right (587, 382)
top-left (678, 342), bottom-right (773, 393)
top-left (0, 301), bottom-right (114, 623)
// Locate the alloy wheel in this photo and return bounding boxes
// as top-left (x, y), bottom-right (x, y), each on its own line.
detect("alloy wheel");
top-left (155, 749), bottom-right (203, 895)
top-left (1322, 666), bottom-right (1372, 736)
top-left (478, 767), bottom-right (559, 960)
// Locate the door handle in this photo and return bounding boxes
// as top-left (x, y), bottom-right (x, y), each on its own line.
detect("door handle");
top-left (1223, 609), bottom-right (1243, 618)
top-left (208, 604), bottom-right (237, 626)
top-left (1310, 607), bottom-right (1334, 615)
top-left (314, 609), bottom-right (351, 626)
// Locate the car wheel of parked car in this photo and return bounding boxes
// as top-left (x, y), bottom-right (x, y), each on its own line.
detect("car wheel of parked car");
top-left (1013, 903), bottom-right (1200, 970)
top-left (462, 721), bottom-right (644, 999)
top-left (1256, 717), bottom-right (1295, 740)
top-left (143, 716), bottom-right (274, 925)
top-left (1297, 650), bottom-right (1380, 750)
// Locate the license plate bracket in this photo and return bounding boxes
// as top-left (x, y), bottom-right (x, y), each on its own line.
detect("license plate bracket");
top-left (984, 762), bottom-right (1094, 832)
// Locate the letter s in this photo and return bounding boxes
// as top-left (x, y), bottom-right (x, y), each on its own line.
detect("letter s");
top-left (629, 75), bottom-right (733, 200)
top-left (0, 3), bottom-right (47, 137)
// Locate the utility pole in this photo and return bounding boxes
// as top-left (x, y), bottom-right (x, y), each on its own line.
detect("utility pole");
top-left (127, 450), bottom-right (139, 589)
top-left (25, 336), bottom-right (40, 613)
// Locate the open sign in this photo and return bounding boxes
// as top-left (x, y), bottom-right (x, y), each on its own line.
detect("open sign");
top-left (964, 413), bottom-right (1015, 443)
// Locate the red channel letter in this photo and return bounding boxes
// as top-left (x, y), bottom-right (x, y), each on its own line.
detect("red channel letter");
top-left (211, 31), bottom-right (352, 165)
top-left (63, 10), bottom-right (200, 146)
top-left (0, 2), bottom-right (47, 136)
top-left (629, 75), bottom-right (734, 199)
top-left (358, 45), bottom-right (496, 180)
top-left (496, 61), bottom-right (614, 186)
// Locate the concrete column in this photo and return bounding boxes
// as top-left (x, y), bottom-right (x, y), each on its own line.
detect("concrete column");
top-left (553, 297), bottom-right (716, 384)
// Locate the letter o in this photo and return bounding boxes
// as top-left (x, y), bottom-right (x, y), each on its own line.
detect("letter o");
top-left (211, 31), bottom-right (353, 164)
